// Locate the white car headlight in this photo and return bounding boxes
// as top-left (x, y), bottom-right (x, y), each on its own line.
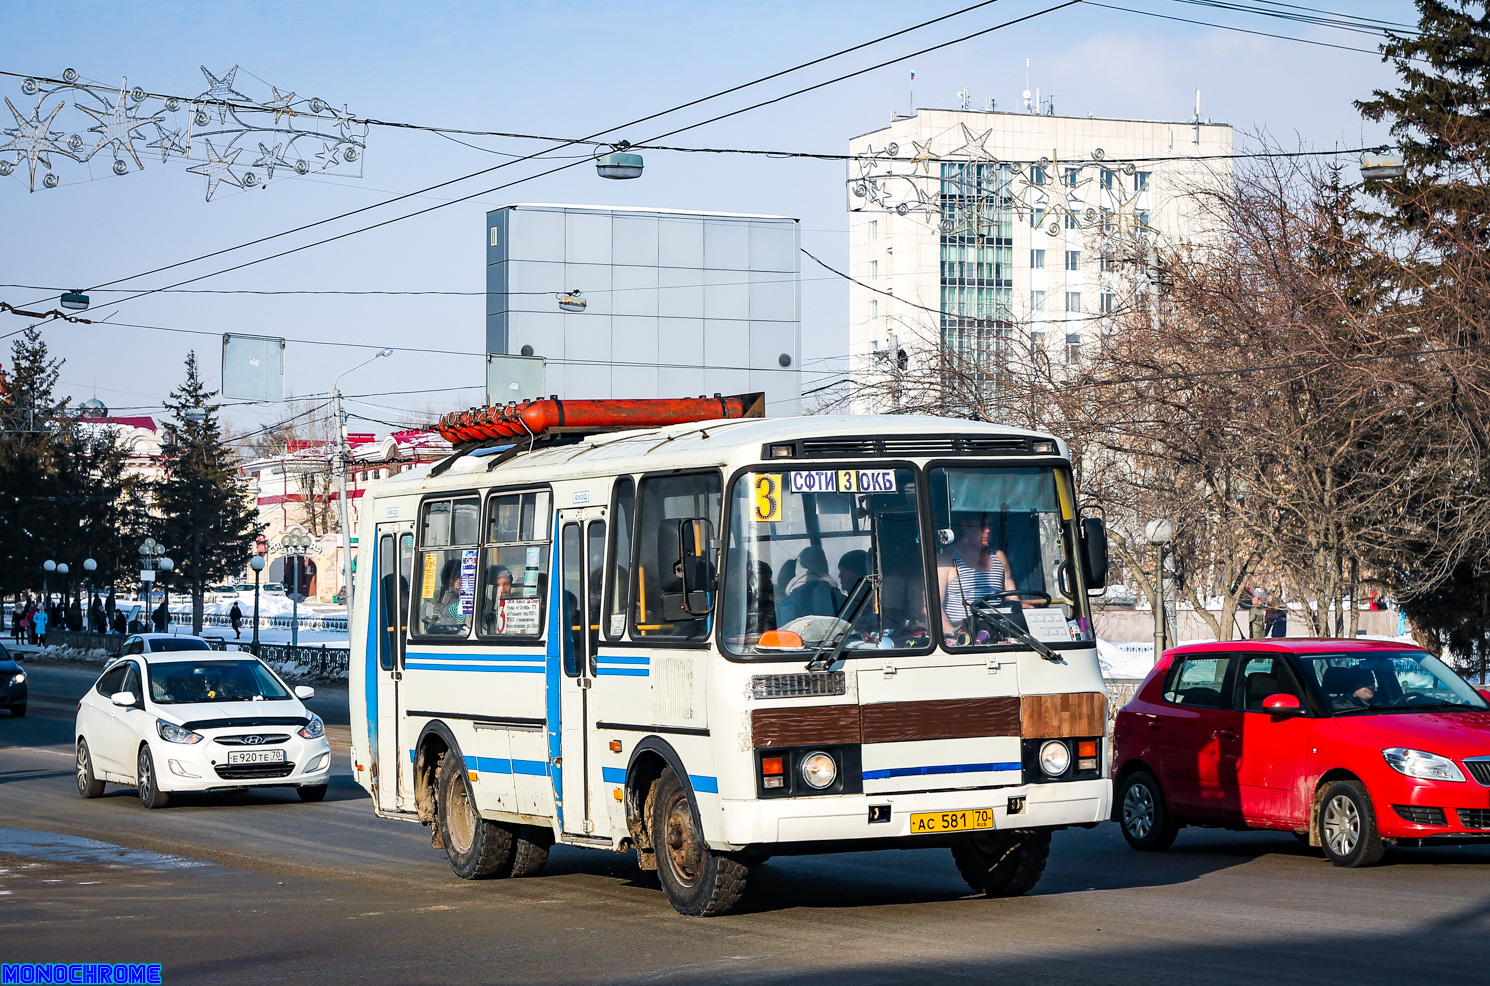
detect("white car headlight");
top-left (1383, 748), bottom-right (1465, 782)
top-left (800, 751), bottom-right (837, 790)
top-left (298, 714), bottom-right (325, 740)
top-left (156, 719), bottom-right (204, 745)
top-left (9, 672), bottom-right (24, 685)
top-left (1039, 740), bottom-right (1072, 777)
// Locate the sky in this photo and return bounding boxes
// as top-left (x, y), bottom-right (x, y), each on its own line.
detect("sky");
top-left (0, 0), bottom-right (1418, 439)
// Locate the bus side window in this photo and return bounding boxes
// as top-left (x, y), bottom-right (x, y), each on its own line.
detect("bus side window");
top-left (633, 472), bottom-right (721, 640)
top-left (412, 496), bottom-right (480, 638)
top-left (561, 523), bottom-right (583, 676)
top-left (378, 533), bottom-right (396, 670)
top-left (604, 478), bottom-right (635, 641)
top-left (478, 489), bottom-right (551, 639)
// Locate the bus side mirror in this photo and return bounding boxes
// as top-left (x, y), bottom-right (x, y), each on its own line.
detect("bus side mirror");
top-left (1081, 517), bottom-right (1109, 591)
top-left (661, 518), bottom-right (715, 620)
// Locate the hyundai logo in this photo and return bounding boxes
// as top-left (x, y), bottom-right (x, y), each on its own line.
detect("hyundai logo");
top-left (243, 735), bottom-right (264, 745)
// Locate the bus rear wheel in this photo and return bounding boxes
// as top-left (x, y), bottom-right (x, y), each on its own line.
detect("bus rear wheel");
top-left (951, 829), bottom-right (1051, 897)
top-left (437, 749), bottom-right (514, 879)
top-left (651, 767), bottom-right (748, 916)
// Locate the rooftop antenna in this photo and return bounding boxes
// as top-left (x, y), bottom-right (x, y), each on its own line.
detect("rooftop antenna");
top-left (1192, 89), bottom-right (1202, 144)
top-left (1023, 58), bottom-right (1034, 114)
top-left (910, 70), bottom-right (915, 114)
top-left (958, 87), bottom-right (971, 111)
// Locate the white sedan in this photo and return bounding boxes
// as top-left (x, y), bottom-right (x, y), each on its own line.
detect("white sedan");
top-left (74, 649), bottom-right (333, 808)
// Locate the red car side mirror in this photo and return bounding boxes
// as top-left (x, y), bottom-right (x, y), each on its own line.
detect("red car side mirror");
top-left (1262, 693), bottom-right (1302, 711)
top-left (1478, 688), bottom-right (1490, 704)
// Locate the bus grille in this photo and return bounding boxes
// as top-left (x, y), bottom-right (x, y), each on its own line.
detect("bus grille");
top-left (752, 672), bottom-right (847, 700)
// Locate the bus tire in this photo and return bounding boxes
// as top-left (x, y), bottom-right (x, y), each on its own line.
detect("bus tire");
top-left (951, 828), bottom-right (1051, 898)
top-left (509, 826), bottom-right (553, 877)
top-left (437, 748), bottom-right (513, 879)
top-left (651, 767), bottom-right (748, 916)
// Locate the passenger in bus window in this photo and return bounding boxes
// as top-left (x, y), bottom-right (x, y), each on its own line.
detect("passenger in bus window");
top-left (837, 549), bottom-right (871, 595)
top-left (776, 546), bottom-right (846, 624)
top-left (937, 514), bottom-right (1016, 641)
top-left (421, 557), bottom-right (467, 633)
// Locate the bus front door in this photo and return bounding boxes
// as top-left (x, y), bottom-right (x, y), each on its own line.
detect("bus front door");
top-left (557, 508), bottom-right (605, 835)
top-left (374, 523), bottom-right (414, 811)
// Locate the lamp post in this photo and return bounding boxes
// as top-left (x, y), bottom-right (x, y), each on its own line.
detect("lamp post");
top-left (83, 558), bottom-right (97, 629)
top-left (276, 532), bottom-right (315, 647)
top-left (331, 348), bottom-right (392, 618)
top-left (42, 560), bottom-right (56, 608)
top-left (1145, 519), bottom-right (1175, 665)
top-left (249, 554), bottom-right (265, 656)
top-left (138, 538), bottom-right (174, 633)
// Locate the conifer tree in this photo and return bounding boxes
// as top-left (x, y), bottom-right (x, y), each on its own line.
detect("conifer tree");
top-left (154, 352), bottom-right (263, 633)
top-left (0, 327), bottom-right (66, 598)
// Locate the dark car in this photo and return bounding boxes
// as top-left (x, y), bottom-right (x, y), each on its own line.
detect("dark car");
top-left (0, 641), bottom-right (27, 717)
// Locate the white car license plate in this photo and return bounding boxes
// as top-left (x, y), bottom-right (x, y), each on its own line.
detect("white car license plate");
top-left (227, 749), bottom-right (286, 764)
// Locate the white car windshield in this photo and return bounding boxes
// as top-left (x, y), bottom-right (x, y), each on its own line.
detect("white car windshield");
top-left (148, 659), bottom-right (292, 704)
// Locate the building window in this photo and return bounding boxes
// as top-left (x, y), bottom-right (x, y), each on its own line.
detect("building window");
top-left (1137, 210), bottom-right (1151, 230)
top-left (1029, 165), bottom-right (1046, 185)
top-left (1135, 171), bottom-right (1150, 191)
top-left (1029, 207), bottom-right (1045, 229)
top-left (1101, 292), bottom-right (1115, 314)
top-left (1065, 250), bottom-right (1081, 271)
top-left (1031, 329), bottom-right (1046, 348)
top-left (1030, 290), bottom-right (1046, 312)
top-left (1066, 333), bottom-right (1082, 364)
top-left (1066, 291), bottom-right (1082, 312)
top-left (868, 220), bottom-right (879, 240)
top-left (1066, 212), bottom-right (1079, 230)
top-left (1064, 168), bottom-right (1080, 187)
top-left (870, 299), bottom-right (879, 319)
top-left (1100, 170), bottom-right (1115, 191)
top-left (870, 260), bottom-right (879, 279)
top-left (1030, 248), bottom-right (1046, 269)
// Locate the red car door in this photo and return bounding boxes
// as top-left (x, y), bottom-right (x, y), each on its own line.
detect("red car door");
top-left (1226, 654), bottom-right (1314, 827)
top-left (1156, 652), bottom-right (1242, 819)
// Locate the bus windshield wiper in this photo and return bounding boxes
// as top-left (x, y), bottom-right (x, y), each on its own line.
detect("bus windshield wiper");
top-left (969, 601), bottom-right (1064, 663)
top-left (806, 575), bottom-right (879, 673)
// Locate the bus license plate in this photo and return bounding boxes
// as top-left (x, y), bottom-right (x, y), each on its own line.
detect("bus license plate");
top-left (909, 808), bottom-right (994, 834)
top-left (227, 750), bottom-right (286, 765)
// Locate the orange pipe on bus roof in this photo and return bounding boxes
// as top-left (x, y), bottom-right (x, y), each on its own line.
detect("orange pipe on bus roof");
top-left (436, 393), bottom-right (764, 445)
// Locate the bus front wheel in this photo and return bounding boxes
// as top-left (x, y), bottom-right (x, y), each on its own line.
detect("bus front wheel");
top-left (650, 767), bottom-right (748, 916)
top-left (951, 828), bottom-right (1051, 897)
top-left (437, 748), bottom-right (514, 879)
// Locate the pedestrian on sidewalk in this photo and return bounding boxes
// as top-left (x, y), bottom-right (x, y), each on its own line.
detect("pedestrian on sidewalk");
top-left (152, 601), bottom-right (169, 633)
top-left (89, 593), bottom-right (105, 633)
top-left (229, 602), bottom-right (243, 640)
top-left (110, 609), bottom-right (126, 636)
top-left (32, 606), bottom-right (48, 647)
top-left (9, 604), bottom-right (19, 644)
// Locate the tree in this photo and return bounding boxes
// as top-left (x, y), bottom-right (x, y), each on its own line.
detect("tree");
top-left (153, 352), bottom-right (264, 634)
top-left (0, 327), bottom-right (67, 600)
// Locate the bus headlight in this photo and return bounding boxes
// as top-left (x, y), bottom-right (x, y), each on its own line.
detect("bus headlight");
top-left (1039, 740), bottom-right (1071, 777)
top-left (800, 751), bottom-right (838, 790)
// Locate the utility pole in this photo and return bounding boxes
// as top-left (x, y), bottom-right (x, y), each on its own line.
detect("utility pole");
top-left (330, 348), bottom-right (391, 615)
top-left (1145, 519), bottom-right (1174, 664)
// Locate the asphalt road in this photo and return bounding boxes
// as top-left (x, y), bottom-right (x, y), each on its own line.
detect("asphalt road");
top-left (4, 658), bottom-right (1490, 985)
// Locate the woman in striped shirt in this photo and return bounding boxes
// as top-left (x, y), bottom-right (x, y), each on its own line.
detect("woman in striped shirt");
top-left (937, 514), bottom-right (1016, 641)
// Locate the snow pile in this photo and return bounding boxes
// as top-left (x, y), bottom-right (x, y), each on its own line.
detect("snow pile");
top-left (1097, 639), bottom-right (1156, 680)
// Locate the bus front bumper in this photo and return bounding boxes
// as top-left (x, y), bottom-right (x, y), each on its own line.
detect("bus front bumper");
top-left (718, 778), bottom-right (1110, 847)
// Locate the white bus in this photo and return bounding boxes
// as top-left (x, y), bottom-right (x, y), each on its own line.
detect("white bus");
top-left (349, 400), bottom-right (1112, 915)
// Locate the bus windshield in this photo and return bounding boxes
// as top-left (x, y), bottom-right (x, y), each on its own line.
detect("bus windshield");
top-left (929, 465), bottom-right (1093, 648)
top-left (722, 467), bottom-right (929, 656)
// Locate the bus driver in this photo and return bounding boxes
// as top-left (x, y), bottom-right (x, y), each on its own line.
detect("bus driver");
top-left (937, 513), bottom-right (1016, 645)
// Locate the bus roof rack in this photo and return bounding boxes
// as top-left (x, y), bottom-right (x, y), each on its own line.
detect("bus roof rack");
top-left (428, 392), bottom-right (765, 477)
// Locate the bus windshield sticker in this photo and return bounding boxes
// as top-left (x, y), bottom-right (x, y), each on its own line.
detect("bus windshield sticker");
top-left (459, 549), bottom-right (478, 616)
top-left (752, 474), bottom-right (784, 523)
top-left (421, 553), bottom-right (437, 598)
top-left (608, 614), bottom-right (625, 636)
top-left (788, 469), bottom-right (897, 495)
top-left (525, 546), bottom-right (541, 567)
top-left (1024, 607), bottom-right (1075, 642)
top-left (497, 597), bottom-right (541, 635)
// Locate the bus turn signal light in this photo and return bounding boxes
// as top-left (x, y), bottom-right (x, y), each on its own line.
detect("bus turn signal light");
top-left (756, 630), bottom-right (804, 650)
top-left (1077, 739), bottom-right (1098, 771)
top-left (762, 756), bottom-right (785, 789)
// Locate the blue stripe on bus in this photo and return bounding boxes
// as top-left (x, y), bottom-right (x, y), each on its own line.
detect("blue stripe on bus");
top-left (405, 651), bottom-right (545, 664)
top-left (469, 757), bottom-right (548, 776)
top-left (404, 662), bottom-right (545, 673)
top-left (595, 655), bottom-right (649, 665)
top-left (690, 775), bottom-right (719, 794)
top-left (596, 667), bottom-right (649, 677)
top-left (862, 762), bottom-right (1022, 781)
top-left (601, 766), bottom-right (626, 784)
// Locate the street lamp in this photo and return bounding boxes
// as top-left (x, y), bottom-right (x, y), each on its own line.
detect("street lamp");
top-left (83, 558), bottom-right (97, 630)
top-left (1145, 519), bottom-right (1175, 664)
top-left (249, 553), bottom-right (266, 656)
top-left (138, 538), bottom-right (174, 632)
top-left (56, 563), bottom-right (69, 618)
top-left (331, 348), bottom-right (392, 618)
top-left (276, 532), bottom-right (316, 647)
top-left (43, 559), bottom-right (56, 606)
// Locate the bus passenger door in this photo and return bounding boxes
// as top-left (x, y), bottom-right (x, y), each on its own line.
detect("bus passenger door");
top-left (374, 523), bottom-right (414, 811)
top-left (557, 508), bottom-right (604, 835)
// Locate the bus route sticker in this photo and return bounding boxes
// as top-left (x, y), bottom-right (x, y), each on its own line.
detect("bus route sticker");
top-left (498, 596), bottom-right (541, 635)
top-left (752, 474), bottom-right (783, 522)
top-left (421, 552), bottom-right (437, 598)
top-left (789, 469), bottom-right (896, 494)
top-left (459, 549), bottom-right (478, 616)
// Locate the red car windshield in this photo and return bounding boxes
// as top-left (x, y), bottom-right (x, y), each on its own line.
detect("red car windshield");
top-left (1294, 651), bottom-right (1488, 714)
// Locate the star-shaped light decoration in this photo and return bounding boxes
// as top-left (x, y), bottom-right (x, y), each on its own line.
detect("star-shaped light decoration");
top-left (197, 65), bottom-right (248, 122)
top-left (77, 80), bottom-right (162, 170)
top-left (950, 123), bottom-right (994, 162)
top-left (909, 139), bottom-right (940, 175)
top-left (332, 103), bottom-right (358, 138)
top-left (314, 141), bottom-right (341, 170)
top-left (185, 138), bottom-right (244, 200)
top-left (148, 123), bottom-right (189, 163)
top-left (0, 97), bottom-right (72, 190)
top-left (263, 87), bottom-right (295, 124)
top-left (253, 141), bottom-right (290, 179)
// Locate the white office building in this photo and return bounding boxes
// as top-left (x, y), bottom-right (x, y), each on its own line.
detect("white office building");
top-left (486, 204), bottom-right (803, 414)
top-left (846, 109), bottom-right (1232, 407)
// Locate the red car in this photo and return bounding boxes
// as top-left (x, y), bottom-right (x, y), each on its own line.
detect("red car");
top-left (1112, 639), bottom-right (1490, 867)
